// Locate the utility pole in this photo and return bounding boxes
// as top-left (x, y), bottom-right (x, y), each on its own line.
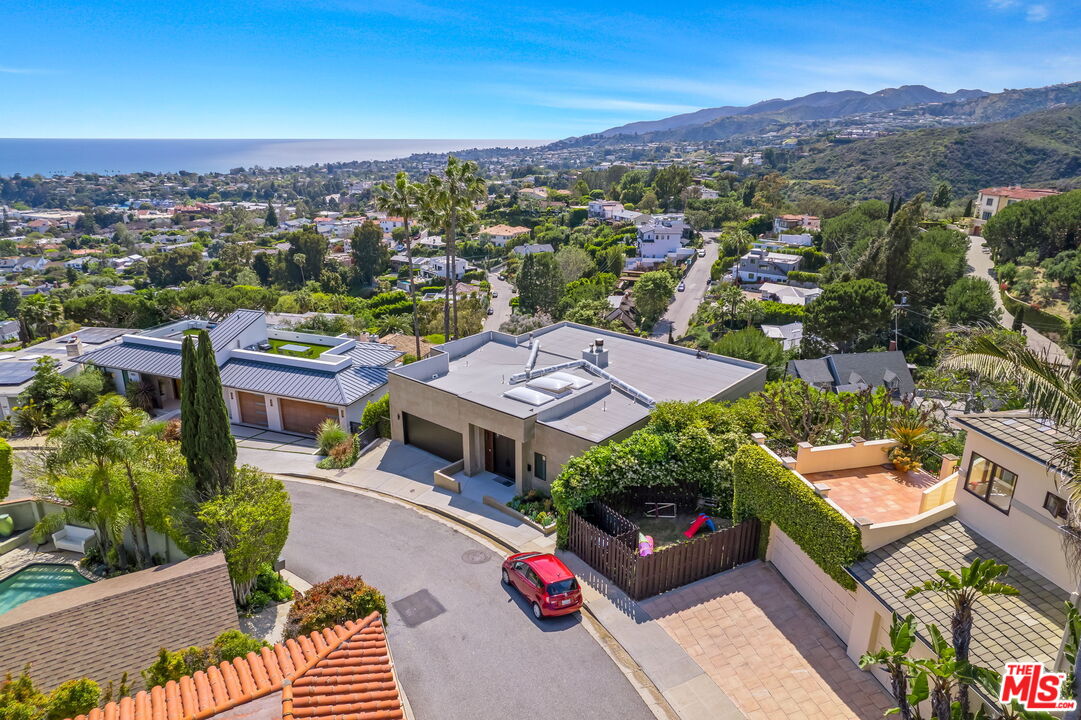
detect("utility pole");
top-left (892, 291), bottom-right (909, 351)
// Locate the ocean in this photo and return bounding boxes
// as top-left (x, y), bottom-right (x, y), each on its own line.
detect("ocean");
top-left (0, 138), bottom-right (551, 177)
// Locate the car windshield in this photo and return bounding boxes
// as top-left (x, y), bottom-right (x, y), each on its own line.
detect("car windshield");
top-left (546, 578), bottom-right (578, 595)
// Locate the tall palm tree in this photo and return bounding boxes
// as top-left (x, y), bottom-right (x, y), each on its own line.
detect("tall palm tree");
top-left (906, 558), bottom-right (1019, 716)
top-left (421, 156), bottom-right (486, 339)
top-left (944, 335), bottom-right (1081, 716)
top-left (375, 172), bottom-right (422, 358)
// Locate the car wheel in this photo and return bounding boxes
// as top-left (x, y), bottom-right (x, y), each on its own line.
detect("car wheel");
top-left (501, 569), bottom-right (510, 585)
top-left (532, 602), bottom-right (543, 620)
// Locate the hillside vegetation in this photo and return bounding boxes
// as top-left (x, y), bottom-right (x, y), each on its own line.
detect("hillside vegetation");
top-left (786, 106), bottom-right (1081, 200)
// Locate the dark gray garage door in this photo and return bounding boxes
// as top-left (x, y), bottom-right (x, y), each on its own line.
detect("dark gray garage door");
top-left (403, 413), bottom-right (463, 462)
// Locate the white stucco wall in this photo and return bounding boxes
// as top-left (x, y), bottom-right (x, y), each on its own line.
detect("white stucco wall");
top-left (767, 524), bottom-right (857, 641)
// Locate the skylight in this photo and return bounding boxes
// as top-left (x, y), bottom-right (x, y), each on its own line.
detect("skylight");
top-left (527, 376), bottom-right (573, 395)
top-left (548, 371), bottom-right (592, 389)
top-left (504, 386), bottom-right (555, 406)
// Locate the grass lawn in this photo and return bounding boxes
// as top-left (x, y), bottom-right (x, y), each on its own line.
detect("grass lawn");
top-left (629, 510), bottom-right (732, 550)
top-left (264, 338), bottom-right (334, 359)
top-left (182, 328), bottom-right (202, 336)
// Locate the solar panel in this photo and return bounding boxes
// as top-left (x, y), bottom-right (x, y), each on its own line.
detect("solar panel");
top-left (0, 363), bottom-right (39, 385)
top-left (70, 327), bottom-right (127, 345)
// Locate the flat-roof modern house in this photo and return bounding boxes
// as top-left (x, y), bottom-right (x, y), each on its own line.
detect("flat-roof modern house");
top-left (76, 309), bottom-right (402, 435)
top-left (0, 327), bottom-right (129, 420)
top-left (388, 323), bottom-right (766, 493)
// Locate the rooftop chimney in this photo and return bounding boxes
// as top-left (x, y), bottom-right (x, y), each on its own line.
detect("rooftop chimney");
top-left (582, 338), bottom-right (609, 368)
top-left (65, 336), bottom-right (83, 358)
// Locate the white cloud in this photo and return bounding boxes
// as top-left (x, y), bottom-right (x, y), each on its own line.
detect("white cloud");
top-left (1027, 4), bottom-right (1049, 21)
top-left (0, 67), bottom-right (47, 75)
top-left (988, 0), bottom-right (1018, 7)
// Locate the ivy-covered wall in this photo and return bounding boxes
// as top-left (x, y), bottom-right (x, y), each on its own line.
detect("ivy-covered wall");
top-left (731, 444), bottom-right (863, 590)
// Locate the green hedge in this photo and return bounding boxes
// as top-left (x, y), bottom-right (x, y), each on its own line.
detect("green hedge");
top-left (1001, 290), bottom-right (1068, 336)
top-left (731, 444), bottom-right (862, 590)
top-left (786, 270), bottom-right (821, 284)
top-left (0, 438), bottom-right (10, 500)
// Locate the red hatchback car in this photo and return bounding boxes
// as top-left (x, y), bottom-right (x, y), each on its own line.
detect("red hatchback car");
top-left (501, 552), bottom-right (583, 619)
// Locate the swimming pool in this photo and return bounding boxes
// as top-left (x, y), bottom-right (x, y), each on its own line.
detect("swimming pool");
top-left (0, 563), bottom-right (92, 614)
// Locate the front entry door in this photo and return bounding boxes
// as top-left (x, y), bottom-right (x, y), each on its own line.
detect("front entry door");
top-left (483, 431), bottom-right (516, 481)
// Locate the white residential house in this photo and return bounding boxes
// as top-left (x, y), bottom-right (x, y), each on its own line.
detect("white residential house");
top-left (769, 233), bottom-right (815, 248)
top-left (973, 186), bottom-right (1060, 225)
top-left (636, 222), bottom-right (686, 259)
top-left (760, 322), bottom-right (803, 350)
top-left (379, 217), bottom-right (404, 234)
top-left (773, 214), bottom-right (821, 233)
top-left (0, 256), bottom-right (47, 274)
top-left (65, 257), bottom-right (93, 270)
top-left (758, 282), bottom-right (821, 306)
top-left (735, 248), bottom-right (801, 284)
top-left (587, 200), bottom-right (624, 220)
top-left (421, 256), bottom-right (468, 281)
top-left (481, 224), bottom-right (530, 247)
top-left (698, 187), bottom-right (720, 200)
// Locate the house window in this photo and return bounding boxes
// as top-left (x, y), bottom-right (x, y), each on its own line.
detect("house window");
top-left (964, 453), bottom-right (1017, 512)
top-left (981, 211), bottom-right (992, 221)
top-left (534, 452), bottom-right (547, 482)
top-left (986, 197), bottom-right (994, 206)
top-left (1044, 492), bottom-right (1068, 520)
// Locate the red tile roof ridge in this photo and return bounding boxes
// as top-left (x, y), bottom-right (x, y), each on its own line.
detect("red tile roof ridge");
top-left (70, 613), bottom-right (394, 720)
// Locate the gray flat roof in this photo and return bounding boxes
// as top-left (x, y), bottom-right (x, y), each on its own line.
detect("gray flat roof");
top-left (396, 322), bottom-right (764, 441)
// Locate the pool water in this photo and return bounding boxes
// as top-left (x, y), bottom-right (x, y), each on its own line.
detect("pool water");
top-left (0, 563), bottom-right (92, 614)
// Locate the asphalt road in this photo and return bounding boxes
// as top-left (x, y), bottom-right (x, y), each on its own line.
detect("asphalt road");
top-left (965, 233), bottom-right (1068, 363)
top-left (483, 270), bottom-right (514, 331)
top-left (282, 480), bottom-right (654, 720)
top-left (650, 234), bottom-right (720, 340)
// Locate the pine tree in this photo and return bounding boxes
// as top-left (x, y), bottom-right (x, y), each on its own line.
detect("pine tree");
top-left (194, 330), bottom-right (236, 496)
top-left (180, 336), bottom-right (201, 480)
top-left (265, 203), bottom-right (278, 228)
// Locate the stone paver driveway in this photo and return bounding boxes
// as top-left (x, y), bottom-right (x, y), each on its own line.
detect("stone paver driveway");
top-left (640, 562), bottom-right (892, 720)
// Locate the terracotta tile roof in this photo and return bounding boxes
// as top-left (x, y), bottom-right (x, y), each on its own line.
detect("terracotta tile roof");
top-left (978, 186), bottom-right (1060, 201)
top-left (71, 613), bottom-right (403, 720)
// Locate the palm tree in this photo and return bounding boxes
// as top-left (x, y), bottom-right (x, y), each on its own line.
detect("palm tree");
top-left (293, 252), bottom-right (307, 285)
top-left (420, 156), bottom-right (486, 339)
top-left (906, 558), bottom-right (1019, 715)
top-left (858, 613), bottom-right (919, 720)
top-left (375, 172), bottom-right (422, 358)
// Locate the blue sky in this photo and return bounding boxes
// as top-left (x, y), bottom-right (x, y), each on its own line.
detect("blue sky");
top-left (2, 0), bottom-right (1076, 139)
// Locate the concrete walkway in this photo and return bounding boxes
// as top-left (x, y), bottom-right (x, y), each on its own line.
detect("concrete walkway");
top-left (240, 440), bottom-right (745, 720)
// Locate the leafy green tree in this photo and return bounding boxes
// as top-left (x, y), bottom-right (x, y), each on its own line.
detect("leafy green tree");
top-left (633, 271), bottom-right (676, 325)
top-left (0, 669), bottom-right (101, 720)
top-left (264, 203), bottom-right (278, 228)
top-left (931, 182), bottom-right (952, 207)
top-left (653, 165), bottom-right (692, 210)
top-left (984, 189), bottom-right (1081, 262)
top-left (517, 252), bottom-right (563, 315)
top-left (855, 194), bottom-right (924, 297)
top-left (146, 246), bottom-right (205, 286)
top-left (285, 228), bottom-right (327, 287)
top-left (711, 328), bottom-right (786, 379)
top-left (554, 246), bottom-right (595, 284)
top-left (197, 466), bottom-right (291, 602)
top-left (375, 172), bottom-right (423, 358)
top-left (638, 190), bottom-right (659, 213)
top-left (943, 277), bottom-right (1001, 325)
top-left (805, 279), bottom-right (892, 351)
top-left (18, 295), bottom-right (64, 340)
top-left (350, 220), bottom-right (387, 286)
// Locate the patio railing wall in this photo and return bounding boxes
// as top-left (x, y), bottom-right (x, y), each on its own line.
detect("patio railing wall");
top-left (568, 502), bottom-right (760, 601)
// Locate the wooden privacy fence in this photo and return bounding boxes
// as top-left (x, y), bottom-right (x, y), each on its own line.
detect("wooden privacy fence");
top-left (568, 503), bottom-right (760, 601)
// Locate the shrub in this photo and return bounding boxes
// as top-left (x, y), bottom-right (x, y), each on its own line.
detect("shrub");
top-left (142, 630), bottom-right (267, 688)
top-left (315, 419), bottom-right (348, 455)
top-left (254, 563), bottom-right (294, 602)
top-left (30, 513), bottom-right (65, 545)
top-left (360, 394), bottom-right (390, 438)
top-left (731, 444), bottom-right (862, 589)
top-left (160, 419), bottom-right (182, 443)
top-left (0, 669), bottom-right (101, 720)
top-left (284, 575), bottom-right (388, 638)
top-left (0, 438), bottom-right (10, 500)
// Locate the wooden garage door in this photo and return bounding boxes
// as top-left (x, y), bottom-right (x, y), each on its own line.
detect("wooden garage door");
top-left (237, 391), bottom-right (268, 427)
top-left (280, 398), bottom-right (338, 436)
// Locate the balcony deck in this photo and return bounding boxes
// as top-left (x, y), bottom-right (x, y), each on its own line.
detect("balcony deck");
top-left (803, 464), bottom-right (940, 523)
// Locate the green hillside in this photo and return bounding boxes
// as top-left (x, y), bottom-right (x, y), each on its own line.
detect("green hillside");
top-left (786, 106), bottom-right (1081, 200)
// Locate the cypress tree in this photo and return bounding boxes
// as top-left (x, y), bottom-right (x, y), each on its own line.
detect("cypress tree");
top-left (1011, 307), bottom-right (1024, 332)
top-left (194, 330), bottom-right (236, 496)
top-left (180, 335), bottom-right (201, 480)
top-left (963, 197), bottom-right (974, 218)
top-left (265, 203), bottom-right (278, 228)
top-left (887, 193), bottom-right (897, 220)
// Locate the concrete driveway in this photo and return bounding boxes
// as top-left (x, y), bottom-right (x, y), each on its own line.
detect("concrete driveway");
top-left (283, 480), bottom-right (655, 720)
top-left (650, 235), bottom-right (719, 341)
top-left (484, 270), bottom-right (514, 331)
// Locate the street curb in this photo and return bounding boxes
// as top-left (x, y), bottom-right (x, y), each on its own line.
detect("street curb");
top-left (279, 472), bottom-right (679, 720)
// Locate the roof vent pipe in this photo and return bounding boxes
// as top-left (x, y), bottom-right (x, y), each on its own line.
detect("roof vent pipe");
top-left (525, 340), bottom-right (540, 372)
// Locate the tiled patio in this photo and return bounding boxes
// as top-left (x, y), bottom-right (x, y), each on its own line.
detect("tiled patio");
top-left (803, 465), bottom-right (938, 523)
top-left (640, 562), bottom-right (893, 720)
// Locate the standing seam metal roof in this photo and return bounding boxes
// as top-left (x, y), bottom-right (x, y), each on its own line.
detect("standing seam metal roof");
top-left (207, 309), bottom-right (265, 348)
